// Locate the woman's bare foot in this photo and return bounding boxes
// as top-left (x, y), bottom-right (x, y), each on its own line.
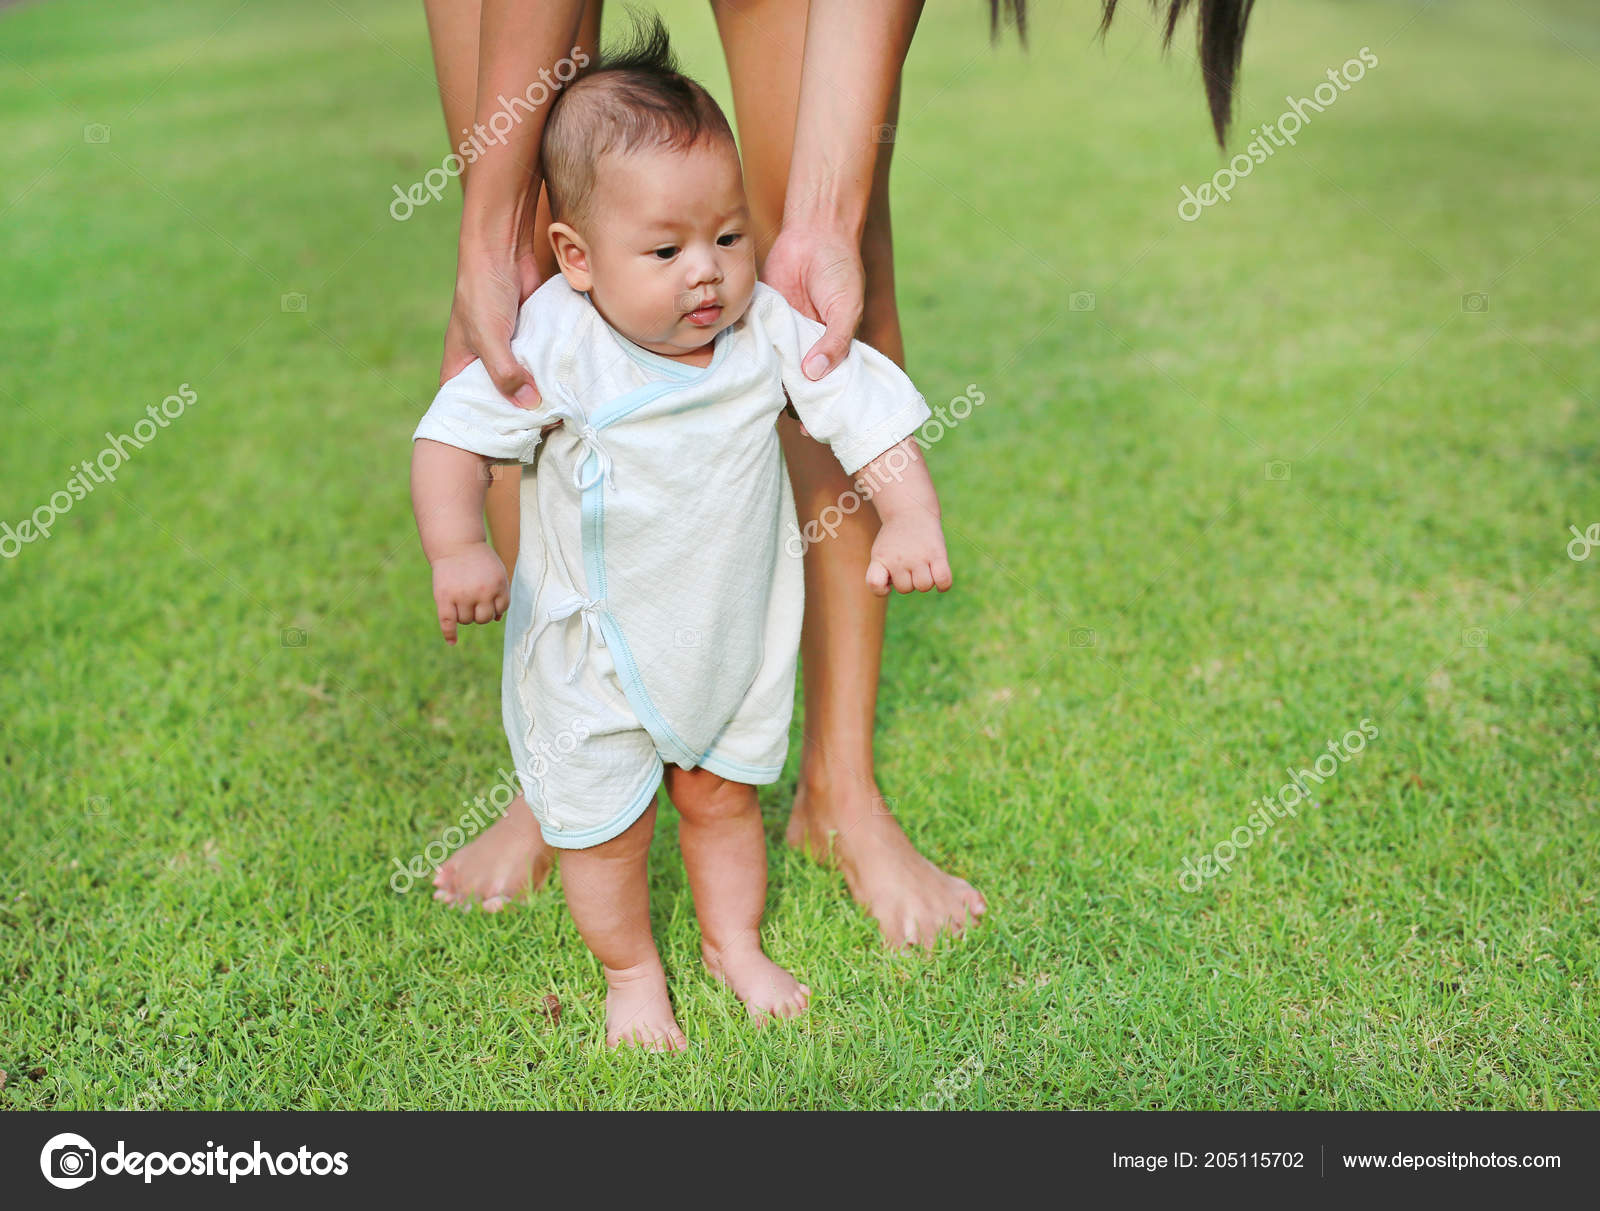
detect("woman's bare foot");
top-left (702, 933), bottom-right (810, 1023)
top-left (604, 959), bottom-right (688, 1052)
top-left (787, 776), bottom-right (987, 951)
top-left (431, 794), bottom-right (554, 912)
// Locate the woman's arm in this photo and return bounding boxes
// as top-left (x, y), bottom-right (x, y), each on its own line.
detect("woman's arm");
top-left (761, 0), bottom-right (925, 382)
top-left (443, 1), bottom-right (585, 403)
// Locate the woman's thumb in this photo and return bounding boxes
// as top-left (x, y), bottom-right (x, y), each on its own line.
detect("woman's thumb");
top-left (802, 330), bottom-right (850, 382)
top-left (803, 295), bottom-right (861, 380)
top-left (483, 348), bottom-right (541, 409)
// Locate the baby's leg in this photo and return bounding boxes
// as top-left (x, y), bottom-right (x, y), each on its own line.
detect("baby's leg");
top-left (560, 799), bottom-right (686, 1052)
top-left (664, 767), bottom-right (810, 1022)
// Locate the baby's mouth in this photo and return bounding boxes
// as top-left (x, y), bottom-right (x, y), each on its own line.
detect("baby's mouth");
top-left (684, 299), bottom-right (723, 327)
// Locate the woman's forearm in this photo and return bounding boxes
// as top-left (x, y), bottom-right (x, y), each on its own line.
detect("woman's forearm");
top-left (783, 0), bottom-right (925, 240)
top-left (458, 0), bottom-right (586, 252)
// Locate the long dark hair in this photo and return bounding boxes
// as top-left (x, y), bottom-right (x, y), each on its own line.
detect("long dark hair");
top-left (988, 1), bottom-right (1257, 147)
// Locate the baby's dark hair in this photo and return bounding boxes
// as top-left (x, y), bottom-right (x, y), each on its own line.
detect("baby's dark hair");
top-left (540, 10), bottom-right (735, 232)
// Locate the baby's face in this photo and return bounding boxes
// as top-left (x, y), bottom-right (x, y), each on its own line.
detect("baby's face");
top-left (567, 138), bottom-right (756, 361)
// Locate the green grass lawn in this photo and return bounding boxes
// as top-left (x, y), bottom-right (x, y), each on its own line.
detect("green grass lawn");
top-left (2, 0), bottom-right (1596, 1110)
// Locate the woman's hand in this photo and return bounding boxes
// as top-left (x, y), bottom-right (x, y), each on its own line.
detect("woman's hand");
top-left (439, 233), bottom-right (545, 410)
top-left (761, 222), bottom-right (865, 383)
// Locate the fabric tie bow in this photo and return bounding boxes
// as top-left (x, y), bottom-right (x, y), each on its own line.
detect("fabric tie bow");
top-left (540, 593), bottom-right (606, 683)
top-left (571, 424), bottom-right (615, 491)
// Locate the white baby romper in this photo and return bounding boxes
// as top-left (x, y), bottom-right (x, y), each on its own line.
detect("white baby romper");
top-left (414, 275), bottom-right (933, 848)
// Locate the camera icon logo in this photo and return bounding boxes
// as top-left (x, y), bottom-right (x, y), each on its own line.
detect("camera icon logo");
top-left (280, 626), bottom-right (308, 648)
top-left (1461, 292), bottom-right (1489, 313)
top-left (41, 1133), bottom-right (97, 1189)
top-left (83, 123), bottom-right (110, 144)
top-left (1069, 627), bottom-right (1096, 649)
top-left (1068, 291), bottom-right (1096, 312)
top-left (1462, 626), bottom-right (1488, 648)
top-left (871, 123), bottom-right (896, 143)
top-left (1264, 460), bottom-right (1292, 481)
top-left (280, 292), bottom-right (307, 313)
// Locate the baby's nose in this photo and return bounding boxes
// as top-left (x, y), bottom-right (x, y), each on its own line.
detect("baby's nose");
top-left (687, 252), bottom-right (723, 285)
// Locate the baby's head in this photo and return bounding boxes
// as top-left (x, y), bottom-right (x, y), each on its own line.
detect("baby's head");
top-left (541, 15), bottom-right (755, 361)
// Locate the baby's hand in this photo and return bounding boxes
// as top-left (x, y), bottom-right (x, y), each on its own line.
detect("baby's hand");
top-left (866, 515), bottom-right (953, 596)
top-left (431, 542), bottom-right (510, 644)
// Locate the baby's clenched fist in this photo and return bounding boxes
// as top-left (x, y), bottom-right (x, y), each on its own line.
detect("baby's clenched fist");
top-left (431, 542), bottom-right (510, 644)
top-left (866, 515), bottom-right (953, 597)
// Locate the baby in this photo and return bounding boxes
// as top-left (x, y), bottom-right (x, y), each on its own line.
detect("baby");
top-left (410, 20), bottom-right (951, 1051)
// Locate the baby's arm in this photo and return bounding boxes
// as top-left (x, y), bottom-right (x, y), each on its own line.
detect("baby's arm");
top-left (411, 439), bottom-right (510, 645)
top-left (852, 437), bottom-right (953, 597)
top-left (410, 279), bottom-right (577, 641)
top-left (411, 350), bottom-right (559, 643)
top-left (756, 284), bottom-right (953, 597)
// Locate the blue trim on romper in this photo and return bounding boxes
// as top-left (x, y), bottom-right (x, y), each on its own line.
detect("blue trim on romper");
top-left (537, 758), bottom-right (663, 850)
top-left (603, 319), bottom-right (731, 384)
top-left (697, 751), bottom-right (784, 785)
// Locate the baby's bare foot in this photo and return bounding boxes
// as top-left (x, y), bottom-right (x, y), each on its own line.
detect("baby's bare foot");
top-left (431, 794), bottom-right (554, 912)
top-left (604, 960), bottom-right (687, 1052)
top-left (702, 934), bottom-right (810, 1023)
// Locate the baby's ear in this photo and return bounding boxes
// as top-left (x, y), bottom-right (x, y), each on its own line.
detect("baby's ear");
top-left (547, 222), bottom-right (591, 292)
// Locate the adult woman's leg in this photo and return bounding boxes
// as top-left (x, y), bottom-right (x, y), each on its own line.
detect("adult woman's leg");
top-left (421, 0), bottom-right (605, 909)
top-left (712, 0), bottom-right (986, 949)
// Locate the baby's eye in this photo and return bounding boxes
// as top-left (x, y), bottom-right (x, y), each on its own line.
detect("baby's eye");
top-left (652, 246), bottom-right (678, 260)
top-left (717, 233), bottom-right (742, 247)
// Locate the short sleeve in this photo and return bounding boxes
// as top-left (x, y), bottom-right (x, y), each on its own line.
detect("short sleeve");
top-left (410, 276), bottom-right (583, 462)
top-left (412, 359), bottom-right (555, 462)
top-left (754, 283), bottom-right (932, 476)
